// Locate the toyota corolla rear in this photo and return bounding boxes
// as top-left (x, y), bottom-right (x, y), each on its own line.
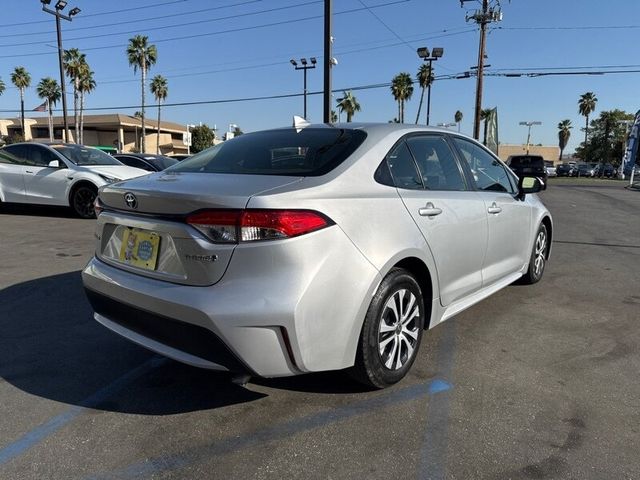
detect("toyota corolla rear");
top-left (82, 127), bottom-right (383, 378)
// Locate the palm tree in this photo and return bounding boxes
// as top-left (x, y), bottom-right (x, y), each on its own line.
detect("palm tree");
top-left (414, 64), bottom-right (432, 124)
top-left (127, 35), bottom-right (158, 153)
top-left (557, 119), bottom-right (572, 161)
top-left (150, 75), bottom-right (168, 154)
top-left (11, 67), bottom-right (31, 138)
top-left (63, 48), bottom-right (87, 143)
top-left (78, 69), bottom-right (96, 145)
top-left (390, 72), bottom-right (413, 123)
top-left (578, 92), bottom-right (597, 146)
top-left (36, 77), bottom-right (62, 142)
top-left (455, 110), bottom-right (463, 132)
top-left (480, 108), bottom-right (493, 145)
top-left (336, 91), bottom-right (361, 122)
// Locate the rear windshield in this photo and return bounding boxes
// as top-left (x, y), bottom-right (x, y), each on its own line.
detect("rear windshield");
top-left (168, 128), bottom-right (367, 176)
top-left (508, 156), bottom-right (544, 167)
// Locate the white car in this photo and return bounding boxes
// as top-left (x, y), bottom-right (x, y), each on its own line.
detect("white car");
top-left (0, 142), bottom-right (148, 218)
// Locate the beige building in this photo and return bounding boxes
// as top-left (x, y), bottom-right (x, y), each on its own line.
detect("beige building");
top-left (0, 114), bottom-right (191, 155)
top-left (498, 144), bottom-right (560, 164)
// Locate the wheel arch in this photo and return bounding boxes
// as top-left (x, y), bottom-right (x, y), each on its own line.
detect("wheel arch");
top-left (68, 179), bottom-right (98, 207)
top-left (391, 256), bottom-right (435, 329)
top-left (541, 215), bottom-right (553, 259)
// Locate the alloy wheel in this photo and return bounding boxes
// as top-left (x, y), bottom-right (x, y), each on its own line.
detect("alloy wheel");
top-left (534, 230), bottom-right (547, 278)
top-left (378, 289), bottom-right (420, 370)
top-left (73, 187), bottom-right (97, 218)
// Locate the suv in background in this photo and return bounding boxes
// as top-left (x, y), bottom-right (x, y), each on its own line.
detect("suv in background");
top-left (507, 154), bottom-right (548, 183)
top-left (556, 163), bottom-right (575, 177)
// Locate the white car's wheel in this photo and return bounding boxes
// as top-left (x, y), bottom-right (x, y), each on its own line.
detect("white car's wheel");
top-left (351, 268), bottom-right (425, 389)
top-left (71, 184), bottom-right (97, 219)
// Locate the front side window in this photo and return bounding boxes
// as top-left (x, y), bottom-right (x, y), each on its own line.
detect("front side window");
top-left (51, 145), bottom-right (121, 166)
top-left (405, 136), bottom-right (467, 191)
top-left (27, 145), bottom-right (59, 167)
top-left (169, 128), bottom-right (367, 177)
top-left (453, 137), bottom-right (516, 194)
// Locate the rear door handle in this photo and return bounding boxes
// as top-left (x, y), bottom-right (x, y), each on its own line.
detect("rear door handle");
top-left (487, 202), bottom-right (502, 214)
top-left (25, 170), bottom-right (34, 174)
top-left (418, 202), bottom-right (442, 217)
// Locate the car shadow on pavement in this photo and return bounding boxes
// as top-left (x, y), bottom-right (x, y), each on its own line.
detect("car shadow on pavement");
top-left (0, 203), bottom-right (77, 219)
top-left (0, 271), bottom-right (266, 415)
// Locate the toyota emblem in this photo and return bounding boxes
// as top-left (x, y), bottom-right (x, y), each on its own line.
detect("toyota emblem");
top-left (124, 192), bottom-right (138, 209)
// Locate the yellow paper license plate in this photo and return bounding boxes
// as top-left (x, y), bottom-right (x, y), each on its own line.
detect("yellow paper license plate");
top-left (119, 228), bottom-right (160, 270)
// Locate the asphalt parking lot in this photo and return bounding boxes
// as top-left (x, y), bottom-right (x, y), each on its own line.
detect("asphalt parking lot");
top-left (1, 180), bottom-right (639, 480)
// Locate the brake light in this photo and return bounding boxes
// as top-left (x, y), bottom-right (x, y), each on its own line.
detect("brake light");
top-left (94, 196), bottom-right (104, 216)
top-left (186, 209), bottom-right (332, 243)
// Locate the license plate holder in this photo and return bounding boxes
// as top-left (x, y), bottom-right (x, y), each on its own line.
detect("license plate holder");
top-left (119, 228), bottom-right (160, 271)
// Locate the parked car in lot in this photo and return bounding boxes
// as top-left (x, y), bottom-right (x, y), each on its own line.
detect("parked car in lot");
top-left (506, 154), bottom-right (548, 183)
top-left (82, 124), bottom-right (552, 388)
top-left (0, 142), bottom-right (148, 218)
top-left (556, 163), bottom-right (575, 177)
top-left (544, 160), bottom-right (557, 177)
top-left (577, 162), bottom-right (598, 177)
top-left (595, 163), bottom-right (615, 178)
top-left (113, 153), bottom-right (178, 172)
top-left (167, 154), bottom-right (191, 161)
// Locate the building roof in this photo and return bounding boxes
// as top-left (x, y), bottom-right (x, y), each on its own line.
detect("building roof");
top-left (2, 114), bottom-right (187, 132)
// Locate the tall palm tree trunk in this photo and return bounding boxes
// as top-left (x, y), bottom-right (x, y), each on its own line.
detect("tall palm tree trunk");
top-left (74, 79), bottom-right (80, 143)
top-left (47, 99), bottom-right (54, 142)
top-left (415, 87), bottom-right (425, 124)
top-left (20, 89), bottom-right (25, 138)
top-left (141, 62), bottom-right (147, 153)
top-left (156, 101), bottom-right (161, 154)
top-left (584, 115), bottom-right (589, 145)
top-left (80, 91), bottom-right (85, 145)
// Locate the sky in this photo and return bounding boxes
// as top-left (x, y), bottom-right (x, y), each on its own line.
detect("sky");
top-left (1, 0), bottom-right (640, 153)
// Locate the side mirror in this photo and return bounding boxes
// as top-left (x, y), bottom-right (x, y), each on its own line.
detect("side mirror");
top-left (48, 160), bottom-right (60, 168)
top-left (518, 176), bottom-right (545, 200)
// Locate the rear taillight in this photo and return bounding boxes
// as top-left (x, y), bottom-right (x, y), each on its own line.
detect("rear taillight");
top-left (94, 196), bottom-right (104, 217)
top-left (186, 209), bottom-right (332, 243)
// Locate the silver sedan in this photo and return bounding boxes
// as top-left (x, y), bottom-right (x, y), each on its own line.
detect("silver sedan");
top-left (82, 123), bottom-right (552, 388)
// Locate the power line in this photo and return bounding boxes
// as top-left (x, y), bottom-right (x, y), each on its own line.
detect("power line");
top-left (356, 0), bottom-right (415, 52)
top-left (498, 25), bottom-right (640, 31)
top-left (0, 0), bottom-right (323, 48)
top-left (0, 0), bottom-right (409, 58)
top-left (0, 0), bottom-right (190, 28)
top-left (0, 0), bottom-right (263, 38)
top-left (4, 67), bottom-right (639, 115)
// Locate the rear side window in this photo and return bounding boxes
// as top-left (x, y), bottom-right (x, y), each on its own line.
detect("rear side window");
top-left (385, 142), bottom-right (423, 190)
top-left (168, 128), bottom-right (367, 176)
top-left (405, 136), bottom-right (467, 191)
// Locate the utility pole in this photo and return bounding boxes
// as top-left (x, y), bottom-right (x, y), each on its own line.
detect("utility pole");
top-left (461, 0), bottom-right (503, 140)
top-left (42, 0), bottom-right (81, 144)
top-left (323, 0), bottom-right (332, 123)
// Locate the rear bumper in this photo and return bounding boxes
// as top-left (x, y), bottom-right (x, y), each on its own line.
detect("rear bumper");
top-left (81, 227), bottom-right (381, 378)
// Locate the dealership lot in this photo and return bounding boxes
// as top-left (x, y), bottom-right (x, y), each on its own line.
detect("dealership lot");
top-left (1, 181), bottom-right (639, 480)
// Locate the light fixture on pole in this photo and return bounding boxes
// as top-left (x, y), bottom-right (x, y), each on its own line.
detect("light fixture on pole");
top-left (519, 121), bottom-right (542, 154)
top-left (290, 57), bottom-right (317, 119)
top-left (41, 0), bottom-right (81, 143)
top-left (417, 47), bottom-right (444, 126)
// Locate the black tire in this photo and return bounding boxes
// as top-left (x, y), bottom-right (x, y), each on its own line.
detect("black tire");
top-left (519, 223), bottom-right (548, 285)
top-left (350, 268), bottom-right (425, 389)
top-left (71, 184), bottom-right (98, 219)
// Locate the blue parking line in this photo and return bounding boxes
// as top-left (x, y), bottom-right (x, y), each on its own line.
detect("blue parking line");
top-left (87, 377), bottom-right (453, 480)
top-left (0, 357), bottom-right (165, 467)
top-left (418, 323), bottom-right (457, 480)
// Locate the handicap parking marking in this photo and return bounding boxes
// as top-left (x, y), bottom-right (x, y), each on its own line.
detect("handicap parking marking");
top-left (0, 357), bottom-right (166, 468)
top-left (87, 375), bottom-right (455, 480)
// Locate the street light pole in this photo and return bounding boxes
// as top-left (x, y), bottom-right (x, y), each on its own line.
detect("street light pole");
top-left (41, 0), bottom-right (80, 144)
top-left (290, 58), bottom-right (316, 119)
top-left (519, 121), bottom-right (542, 154)
top-left (417, 47), bottom-right (444, 126)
